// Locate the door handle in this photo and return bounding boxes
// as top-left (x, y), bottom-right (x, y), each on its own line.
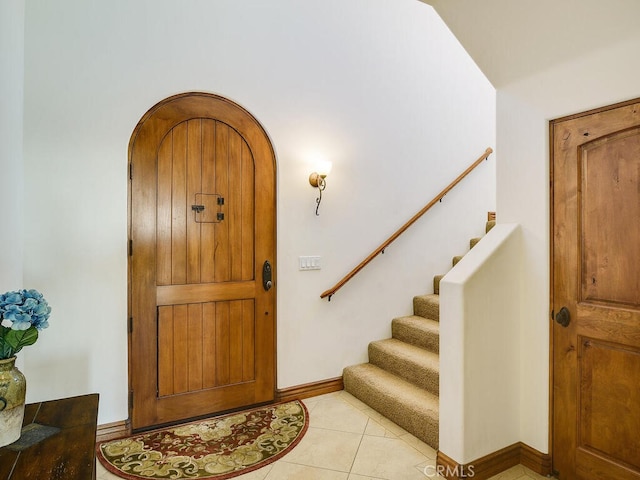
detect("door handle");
top-left (555, 307), bottom-right (571, 328)
top-left (262, 260), bottom-right (273, 291)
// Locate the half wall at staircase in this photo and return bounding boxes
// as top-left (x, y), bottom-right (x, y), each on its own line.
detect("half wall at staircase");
top-left (440, 223), bottom-right (523, 464)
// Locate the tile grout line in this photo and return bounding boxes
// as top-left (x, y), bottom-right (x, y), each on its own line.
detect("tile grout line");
top-left (346, 417), bottom-right (371, 476)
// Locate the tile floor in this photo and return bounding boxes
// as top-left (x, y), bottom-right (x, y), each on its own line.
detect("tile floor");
top-left (96, 391), bottom-right (552, 480)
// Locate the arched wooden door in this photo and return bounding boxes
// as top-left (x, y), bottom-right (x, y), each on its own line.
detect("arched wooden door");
top-left (128, 93), bottom-right (276, 430)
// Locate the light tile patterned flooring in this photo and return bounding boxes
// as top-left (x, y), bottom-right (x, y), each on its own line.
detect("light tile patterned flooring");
top-left (96, 391), bottom-right (552, 480)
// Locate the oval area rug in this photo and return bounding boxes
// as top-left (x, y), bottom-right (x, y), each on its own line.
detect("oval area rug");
top-left (97, 400), bottom-right (308, 480)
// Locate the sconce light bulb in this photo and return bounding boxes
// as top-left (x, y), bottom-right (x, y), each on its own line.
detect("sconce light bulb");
top-left (316, 159), bottom-right (332, 177)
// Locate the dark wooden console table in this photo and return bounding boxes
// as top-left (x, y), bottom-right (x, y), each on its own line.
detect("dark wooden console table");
top-left (0, 393), bottom-right (99, 480)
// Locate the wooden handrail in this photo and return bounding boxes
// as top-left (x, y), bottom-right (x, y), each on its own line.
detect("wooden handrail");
top-left (320, 147), bottom-right (493, 300)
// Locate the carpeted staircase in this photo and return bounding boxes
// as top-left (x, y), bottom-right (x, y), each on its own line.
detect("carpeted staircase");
top-left (343, 214), bottom-right (496, 450)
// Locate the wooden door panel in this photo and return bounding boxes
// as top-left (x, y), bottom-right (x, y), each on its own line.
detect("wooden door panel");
top-left (186, 121), bottom-right (203, 285)
top-left (201, 120), bottom-right (217, 283)
top-left (577, 451), bottom-right (640, 480)
top-left (552, 99), bottom-right (640, 479)
top-left (129, 93), bottom-right (275, 430)
top-left (579, 338), bottom-right (640, 471)
top-left (171, 121), bottom-right (188, 285)
top-left (580, 128), bottom-right (640, 307)
top-left (240, 141), bottom-right (256, 280)
top-left (157, 135), bottom-right (173, 285)
top-left (155, 119), bottom-right (255, 287)
top-left (202, 302), bottom-right (217, 388)
top-left (187, 303), bottom-right (204, 392)
top-left (157, 300), bottom-right (256, 397)
top-left (214, 123), bottom-right (230, 282)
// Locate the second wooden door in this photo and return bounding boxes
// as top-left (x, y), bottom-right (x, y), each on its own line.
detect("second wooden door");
top-left (551, 98), bottom-right (640, 479)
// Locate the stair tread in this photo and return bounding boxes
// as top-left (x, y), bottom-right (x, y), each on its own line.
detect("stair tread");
top-left (414, 293), bottom-right (439, 303)
top-left (393, 315), bottom-right (439, 334)
top-left (345, 363), bottom-right (439, 406)
top-left (370, 338), bottom-right (439, 369)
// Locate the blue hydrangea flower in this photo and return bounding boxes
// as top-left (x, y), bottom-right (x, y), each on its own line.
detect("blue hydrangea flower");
top-left (0, 291), bottom-right (23, 306)
top-left (10, 313), bottom-right (32, 331)
top-left (0, 289), bottom-right (51, 331)
top-left (2, 304), bottom-right (22, 321)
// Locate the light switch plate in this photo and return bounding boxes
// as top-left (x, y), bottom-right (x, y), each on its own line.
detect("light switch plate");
top-left (299, 256), bottom-right (321, 270)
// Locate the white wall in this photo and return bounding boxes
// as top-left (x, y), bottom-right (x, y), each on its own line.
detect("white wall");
top-left (0, 0), bottom-right (25, 292)
top-left (20, 0), bottom-right (495, 424)
top-left (497, 33), bottom-right (640, 454)
top-left (440, 224), bottom-right (522, 463)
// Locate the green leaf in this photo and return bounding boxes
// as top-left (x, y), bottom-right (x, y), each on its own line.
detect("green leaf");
top-left (0, 327), bottom-right (13, 358)
top-left (5, 327), bottom-right (38, 351)
top-left (0, 342), bottom-right (12, 359)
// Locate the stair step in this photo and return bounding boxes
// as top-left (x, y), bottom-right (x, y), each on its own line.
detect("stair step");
top-left (452, 255), bottom-right (464, 266)
top-left (470, 237), bottom-right (481, 249)
top-left (369, 339), bottom-right (439, 394)
top-left (433, 274), bottom-right (444, 295)
top-left (413, 294), bottom-right (439, 321)
top-left (343, 363), bottom-right (439, 450)
top-left (392, 315), bottom-right (439, 353)
top-left (486, 219), bottom-right (496, 233)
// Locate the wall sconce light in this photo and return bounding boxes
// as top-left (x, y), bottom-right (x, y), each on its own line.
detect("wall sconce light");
top-left (308, 159), bottom-right (332, 216)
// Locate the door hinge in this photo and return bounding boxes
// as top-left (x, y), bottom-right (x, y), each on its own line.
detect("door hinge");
top-left (129, 391), bottom-right (134, 409)
top-left (128, 317), bottom-right (133, 334)
top-left (128, 239), bottom-right (133, 256)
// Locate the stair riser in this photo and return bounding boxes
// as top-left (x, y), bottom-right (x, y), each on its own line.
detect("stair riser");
top-left (413, 296), bottom-right (439, 321)
top-left (368, 345), bottom-right (439, 395)
top-left (433, 275), bottom-right (443, 295)
top-left (392, 320), bottom-right (439, 353)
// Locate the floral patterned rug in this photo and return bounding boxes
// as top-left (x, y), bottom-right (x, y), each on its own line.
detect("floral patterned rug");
top-left (97, 400), bottom-right (308, 480)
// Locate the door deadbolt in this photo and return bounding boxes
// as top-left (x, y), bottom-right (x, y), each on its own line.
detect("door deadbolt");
top-left (262, 260), bottom-right (273, 291)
